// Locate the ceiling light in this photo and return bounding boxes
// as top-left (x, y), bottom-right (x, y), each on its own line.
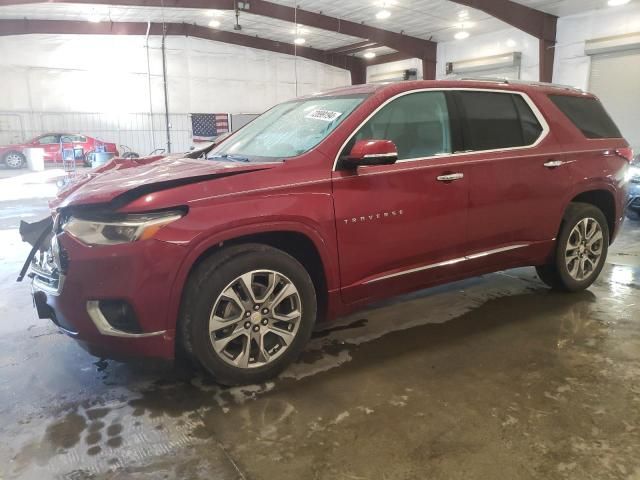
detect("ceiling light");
top-left (87, 14), bottom-right (101, 23)
top-left (376, 9), bottom-right (391, 20)
top-left (454, 30), bottom-right (470, 40)
top-left (364, 51), bottom-right (376, 59)
top-left (458, 9), bottom-right (469, 19)
top-left (291, 24), bottom-right (310, 35)
top-left (294, 37), bottom-right (306, 45)
top-left (208, 19), bottom-right (220, 28)
top-left (506, 38), bottom-right (517, 47)
top-left (608, 0), bottom-right (630, 5)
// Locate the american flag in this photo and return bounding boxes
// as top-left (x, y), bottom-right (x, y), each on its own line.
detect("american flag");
top-left (191, 113), bottom-right (230, 142)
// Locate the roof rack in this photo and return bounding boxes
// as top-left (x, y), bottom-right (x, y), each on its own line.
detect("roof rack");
top-left (460, 77), bottom-right (584, 93)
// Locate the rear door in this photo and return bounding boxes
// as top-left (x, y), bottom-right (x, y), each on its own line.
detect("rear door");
top-left (332, 90), bottom-right (470, 304)
top-left (450, 90), bottom-right (569, 260)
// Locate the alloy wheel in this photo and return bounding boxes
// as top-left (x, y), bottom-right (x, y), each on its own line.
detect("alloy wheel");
top-left (5, 153), bottom-right (24, 168)
top-left (209, 270), bottom-right (302, 369)
top-left (565, 217), bottom-right (604, 282)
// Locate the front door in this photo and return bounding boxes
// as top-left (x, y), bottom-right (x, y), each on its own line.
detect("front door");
top-left (332, 90), bottom-right (469, 304)
top-left (35, 134), bottom-right (62, 162)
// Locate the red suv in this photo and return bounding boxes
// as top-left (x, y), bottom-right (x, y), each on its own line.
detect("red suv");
top-left (24, 80), bottom-right (632, 385)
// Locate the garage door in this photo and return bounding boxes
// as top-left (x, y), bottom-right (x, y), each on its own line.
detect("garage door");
top-left (589, 49), bottom-right (640, 152)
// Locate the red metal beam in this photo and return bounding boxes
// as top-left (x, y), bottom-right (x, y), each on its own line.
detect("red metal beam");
top-left (0, 0), bottom-right (437, 61)
top-left (0, 19), bottom-right (363, 73)
top-left (449, 0), bottom-right (557, 82)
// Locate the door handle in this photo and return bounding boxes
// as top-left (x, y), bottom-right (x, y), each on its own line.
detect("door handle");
top-left (544, 160), bottom-right (565, 169)
top-left (437, 173), bottom-right (464, 182)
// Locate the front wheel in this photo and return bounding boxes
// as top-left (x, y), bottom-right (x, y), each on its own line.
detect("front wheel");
top-left (536, 202), bottom-right (609, 292)
top-left (179, 244), bottom-right (317, 385)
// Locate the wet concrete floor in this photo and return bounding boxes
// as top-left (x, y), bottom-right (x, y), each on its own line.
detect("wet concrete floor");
top-left (1, 192), bottom-right (639, 480)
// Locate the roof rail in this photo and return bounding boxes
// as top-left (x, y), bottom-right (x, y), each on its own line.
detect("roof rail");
top-left (461, 77), bottom-right (584, 93)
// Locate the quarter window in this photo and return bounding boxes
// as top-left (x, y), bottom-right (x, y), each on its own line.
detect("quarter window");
top-left (548, 94), bottom-right (622, 139)
top-left (348, 91), bottom-right (452, 161)
top-left (455, 91), bottom-right (543, 151)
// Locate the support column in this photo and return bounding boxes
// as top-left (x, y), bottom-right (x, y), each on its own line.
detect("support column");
top-left (422, 59), bottom-right (437, 80)
top-left (539, 38), bottom-right (555, 84)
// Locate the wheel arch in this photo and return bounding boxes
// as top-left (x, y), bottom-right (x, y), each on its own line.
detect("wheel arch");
top-left (168, 222), bottom-right (337, 333)
top-left (568, 189), bottom-right (616, 243)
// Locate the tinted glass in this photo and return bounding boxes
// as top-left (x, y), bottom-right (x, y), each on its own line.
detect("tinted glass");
top-left (457, 91), bottom-right (541, 151)
top-left (514, 95), bottom-right (544, 145)
top-left (549, 94), bottom-right (622, 139)
top-left (350, 91), bottom-right (451, 161)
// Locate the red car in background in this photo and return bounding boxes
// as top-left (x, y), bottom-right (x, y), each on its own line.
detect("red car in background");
top-left (0, 133), bottom-right (119, 169)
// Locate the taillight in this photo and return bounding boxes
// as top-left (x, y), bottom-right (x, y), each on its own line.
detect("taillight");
top-left (616, 147), bottom-right (634, 162)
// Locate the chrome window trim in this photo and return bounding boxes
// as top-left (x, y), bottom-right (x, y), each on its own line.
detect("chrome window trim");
top-left (332, 87), bottom-right (550, 171)
top-left (86, 301), bottom-right (167, 338)
top-left (363, 244), bottom-right (529, 284)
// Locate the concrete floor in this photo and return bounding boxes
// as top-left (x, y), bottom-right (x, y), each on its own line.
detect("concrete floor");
top-left (1, 170), bottom-right (639, 480)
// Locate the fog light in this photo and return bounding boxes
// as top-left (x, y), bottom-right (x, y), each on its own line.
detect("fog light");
top-left (87, 300), bottom-right (142, 335)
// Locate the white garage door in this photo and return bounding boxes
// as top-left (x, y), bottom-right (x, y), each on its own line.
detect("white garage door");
top-left (589, 49), bottom-right (640, 152)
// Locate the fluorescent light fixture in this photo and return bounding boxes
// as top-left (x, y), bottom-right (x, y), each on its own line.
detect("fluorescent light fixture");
top-left (455, 31), bottom-right (470, 40)
top-left (294, 37), bottom-right (306, 45)
top-left (376, 9), bottom-right (391, 19)
top-left (608, 0), bottom-right (630, 5)
top-left (506, 38), bottom-right (517, 47)
top-left (364, 51), bottom-right (377, 59)
top-left (208, 19), bottom-right (220, 27)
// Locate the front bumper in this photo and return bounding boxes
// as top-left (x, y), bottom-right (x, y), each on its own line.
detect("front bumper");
top-left (31, 232), bottom-right (188, 360)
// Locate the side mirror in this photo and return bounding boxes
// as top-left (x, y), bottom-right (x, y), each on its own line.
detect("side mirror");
top-left (344, 139), bottom-right (398, 167)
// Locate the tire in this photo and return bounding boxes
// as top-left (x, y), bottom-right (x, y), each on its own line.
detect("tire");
top-left (4, 151), bottom-right (26, 169)
top-left (179, 244), bottom-right (317, 385)
top-left (536, 202), bottom-right (609, 292)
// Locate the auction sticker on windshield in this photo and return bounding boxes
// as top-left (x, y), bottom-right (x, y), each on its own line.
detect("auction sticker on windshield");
top-left (305, 109), bottom-right (342, 122)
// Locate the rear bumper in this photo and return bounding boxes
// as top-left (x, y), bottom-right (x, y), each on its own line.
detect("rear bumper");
top-left (32, 233), bottom-right (188, 360)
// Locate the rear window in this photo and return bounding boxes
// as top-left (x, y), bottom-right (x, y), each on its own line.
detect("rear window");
top-left (454, 91), bottom-right (544, 151)
top-left (549, 94), bottom-right (622, 139)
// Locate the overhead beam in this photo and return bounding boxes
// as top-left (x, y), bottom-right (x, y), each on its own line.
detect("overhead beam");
top-left (449, 0), bottom-right (557, 82)
top-left (0, 0), bottom-right (437, 61)
top-left (0, 19), bottom-right (364, 74)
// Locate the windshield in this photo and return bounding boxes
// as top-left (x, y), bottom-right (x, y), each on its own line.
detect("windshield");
top-left (208, 94), bottom-right (368, 161)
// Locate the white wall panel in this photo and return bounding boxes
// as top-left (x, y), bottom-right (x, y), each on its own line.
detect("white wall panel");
top-left (0, 33), bottom-right (350, 154)
top-left (553, 3), bottom-right (640, 90)
top-left (437, 28), bottom-right (539, 81)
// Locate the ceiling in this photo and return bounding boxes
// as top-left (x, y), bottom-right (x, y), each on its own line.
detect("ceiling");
top-left (0, 0), bottom-right (633, 56)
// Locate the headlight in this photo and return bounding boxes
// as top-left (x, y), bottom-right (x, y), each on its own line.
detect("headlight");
top-left (63, 211), bottom-right (183, 246)
top-left (626, 165), bottom-right (640, 183)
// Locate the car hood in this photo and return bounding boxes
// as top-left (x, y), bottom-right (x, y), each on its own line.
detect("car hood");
top-left (53, 155), bottom-right (280, 209)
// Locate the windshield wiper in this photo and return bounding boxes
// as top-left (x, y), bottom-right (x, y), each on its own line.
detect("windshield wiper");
top-left (209, 153), bottom-right (250, 162)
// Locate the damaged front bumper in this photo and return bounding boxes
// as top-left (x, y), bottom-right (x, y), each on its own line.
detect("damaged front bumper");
top-left (18, 215), bottom-right (184, 360)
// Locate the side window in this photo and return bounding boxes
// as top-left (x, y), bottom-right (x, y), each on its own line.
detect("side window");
top-left (548, 94), bottom-right (622, 139)
top-left (347, 91), bottom-right (452, 161)
top-left (456, 91), bottom-right (543, 151)
top-left (37, 135), bottom-right (61, 144)
top-left (513, 95), bottom-right (544, 145)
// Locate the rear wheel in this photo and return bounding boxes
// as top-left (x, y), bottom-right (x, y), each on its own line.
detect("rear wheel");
top-left (4, 151), bottom-right (26, 169)
top-left (536, 202), bottom-right (609, 292)
top-left (179, 244), bottom-right (316, 385)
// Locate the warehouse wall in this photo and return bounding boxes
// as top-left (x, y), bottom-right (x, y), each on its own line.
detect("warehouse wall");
top-left (553, 3), bottom-right (640, 90)
top-left (0, 34), bottom-right (350, 154)
top-left (436, 28), bottom-right (539, 80)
